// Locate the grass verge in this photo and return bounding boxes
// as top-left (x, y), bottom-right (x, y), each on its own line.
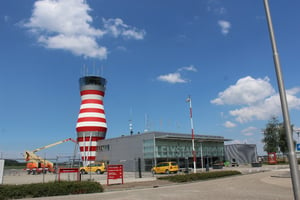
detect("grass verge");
top-left (0, 181), bottom-right (103, 200)
top-left (158, 170), bottom-right (241, 183)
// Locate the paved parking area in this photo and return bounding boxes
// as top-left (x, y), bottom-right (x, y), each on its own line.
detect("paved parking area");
top-left (2, 164), bottom-right (296, 200)
top-left (24, 168), bottom-right (294, 200)
top-left (2, 164), bottom-right (290, 185)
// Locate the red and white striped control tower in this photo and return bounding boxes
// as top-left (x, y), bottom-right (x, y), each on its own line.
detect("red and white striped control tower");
top-left (76, 76), bottom-right (107, 166)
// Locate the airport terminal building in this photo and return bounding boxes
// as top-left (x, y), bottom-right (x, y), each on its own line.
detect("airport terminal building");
top-left (96, 131), bottom-right (230, 171)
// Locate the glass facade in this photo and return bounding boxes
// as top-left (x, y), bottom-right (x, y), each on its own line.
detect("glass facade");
top-left (143, 138), bottom-right (225, 169)
top-left (153, 139), bottom-right (224, 158)
top-left (143, 139), bottom-right (155, 159)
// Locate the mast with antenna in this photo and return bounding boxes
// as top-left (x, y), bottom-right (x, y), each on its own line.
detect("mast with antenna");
top-left (144, 113), bottom-right (149, 132)
top-left (129, 108), bottom-right (134, 135)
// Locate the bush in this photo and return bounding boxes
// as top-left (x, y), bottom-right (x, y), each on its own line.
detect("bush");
top-left (158, 170), bottom-right (241, 183)
top-left (0, 181), bottom-right (103, 200)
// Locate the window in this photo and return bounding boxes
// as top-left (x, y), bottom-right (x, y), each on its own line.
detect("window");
top-left (97, 145), bottom-right (110, 152)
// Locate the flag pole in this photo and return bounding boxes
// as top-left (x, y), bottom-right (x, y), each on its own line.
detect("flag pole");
top-left (187, 95), bottom-right (196, 173)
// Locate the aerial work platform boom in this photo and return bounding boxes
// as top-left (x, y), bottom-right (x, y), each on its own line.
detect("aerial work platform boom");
top-left (24, 138), bottom-right (77, 175)
top-left (31, 138), bottom-right (77, 154)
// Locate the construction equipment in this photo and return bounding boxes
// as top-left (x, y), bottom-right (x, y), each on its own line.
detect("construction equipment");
top-left (25, 138), bottom-right (77, 175)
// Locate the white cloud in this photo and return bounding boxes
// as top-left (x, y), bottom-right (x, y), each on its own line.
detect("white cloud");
top-left (38, 34), bottom-right (107, 59)
top-left (241, 126), bottom-right (257, 136)
top-left (116, 46), bottom-right (127, 51)
top-left (218, 20), bottom-right (231, 35)
top-left (157, 65), bottom-right (198, 84)
top-left (242, 126), bottom-right (257, 133)
top-left (224, 121), bottom-right (236, 128)
top-left (243, 132), bottom-right (254, 136)
top-left (102, 18), bottom-right (145, 40)
top-left (212, 76), bottom-right (300, 124)
top-left (229, 95), bottom-right (281, 123)
top-left (207, 0), bottom-right (227, 15)
top-left (211, 76), bottom-right (275, 105)
top-left (25, 0), bottom-right (103, 36)
top-left (23, 0), bottom-right (145, 60)
top-left (179, 65), bottom-right (197, 72)
top-left (157, 72), bottom-right (186, 84)
top-left (206, 1), bottom-right (230, 35)
top-left (230, 87), bottom-right (300, 123)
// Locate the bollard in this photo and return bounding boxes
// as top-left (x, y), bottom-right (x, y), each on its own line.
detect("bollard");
top-left (138, 158), bottom-right (142, 178)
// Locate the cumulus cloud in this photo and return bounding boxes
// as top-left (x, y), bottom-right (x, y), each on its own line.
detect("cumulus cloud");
top-left (230, 87), bottom-right (300, 123)
top-left (157, 65), bottom-right (197, 84)
top-left (23, 0), bottom-right (145, 59)
top-left (211, 76), bottom-right (275, 105)
top-left (157, 72), bottom-right (186, 84)
top-left (211, 76), bottom-right (300, 123)
top-left (223, 121), bottom-right (236, 128)
top-left (218, 20), bottom-right (231, 35)
top-left (102, 18), bottom-right (145, 40)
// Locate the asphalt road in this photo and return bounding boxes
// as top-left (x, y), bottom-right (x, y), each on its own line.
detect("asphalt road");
top-left (24, 169), bottom-right (294, 200)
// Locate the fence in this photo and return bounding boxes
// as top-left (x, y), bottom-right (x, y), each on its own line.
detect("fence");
top-left (1, 157), bottom-right (154, 185)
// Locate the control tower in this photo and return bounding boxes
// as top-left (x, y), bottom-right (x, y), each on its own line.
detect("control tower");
top-left (76, 76), bottom-right (107, 166)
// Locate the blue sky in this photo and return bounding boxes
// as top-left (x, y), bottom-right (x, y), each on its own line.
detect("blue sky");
top-left (1, 0), bottom-right (300, 159)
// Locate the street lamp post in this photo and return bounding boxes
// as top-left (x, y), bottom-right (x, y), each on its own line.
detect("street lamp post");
top-left (200, 142), bottom-right (204, 172)
top-left (187, 95), bottom-right (196, 173)
top-left (263, 0), bottom-right (300, 199)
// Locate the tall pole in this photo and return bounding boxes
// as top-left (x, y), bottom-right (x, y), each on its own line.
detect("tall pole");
top-left (187, 95), bottom-right (196, 173)
top-left (200, 143), bottom-right (204, 172)
top-left (263, 0), bottom-right (300, 199)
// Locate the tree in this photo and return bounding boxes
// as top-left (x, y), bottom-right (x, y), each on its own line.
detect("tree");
top-left (278, 123), bottom-right (295, 155)
top-left (262, 116), bottom-right (296, 154)
top-left (262, 116), bottom-right (279, 153)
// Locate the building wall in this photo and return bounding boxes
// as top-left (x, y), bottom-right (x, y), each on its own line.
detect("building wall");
top-left (96, 133), bottom-right (154, 171)
top-left (224, 144), bottom-right (257, 164)
top-left (96, 132), bottom-right (228, 171)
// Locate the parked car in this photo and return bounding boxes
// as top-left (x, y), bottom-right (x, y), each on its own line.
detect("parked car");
top-left (80, 162), bottom-right (106, 174)
top-left (151, 161), bottom-right (179, 174)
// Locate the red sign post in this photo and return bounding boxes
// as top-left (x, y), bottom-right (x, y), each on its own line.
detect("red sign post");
top-left (107, 164), bottom-right (124, 185)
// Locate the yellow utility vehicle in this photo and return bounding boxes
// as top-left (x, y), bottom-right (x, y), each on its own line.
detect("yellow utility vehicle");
top-left (151, 161), bottom-right (179, 174)
top-left (80, 162), bottom-right (106, 174)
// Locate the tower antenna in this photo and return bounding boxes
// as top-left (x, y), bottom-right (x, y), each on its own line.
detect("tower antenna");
top-left (129, 108), bottom-right (133, 135)
top-left (93, 61), bottom-right (96, 75)
top-left (144, 113), bottom-right (149, 132)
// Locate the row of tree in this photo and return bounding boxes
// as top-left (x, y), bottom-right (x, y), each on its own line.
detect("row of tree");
top-left (262, 116), bottom-right (296, 154)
